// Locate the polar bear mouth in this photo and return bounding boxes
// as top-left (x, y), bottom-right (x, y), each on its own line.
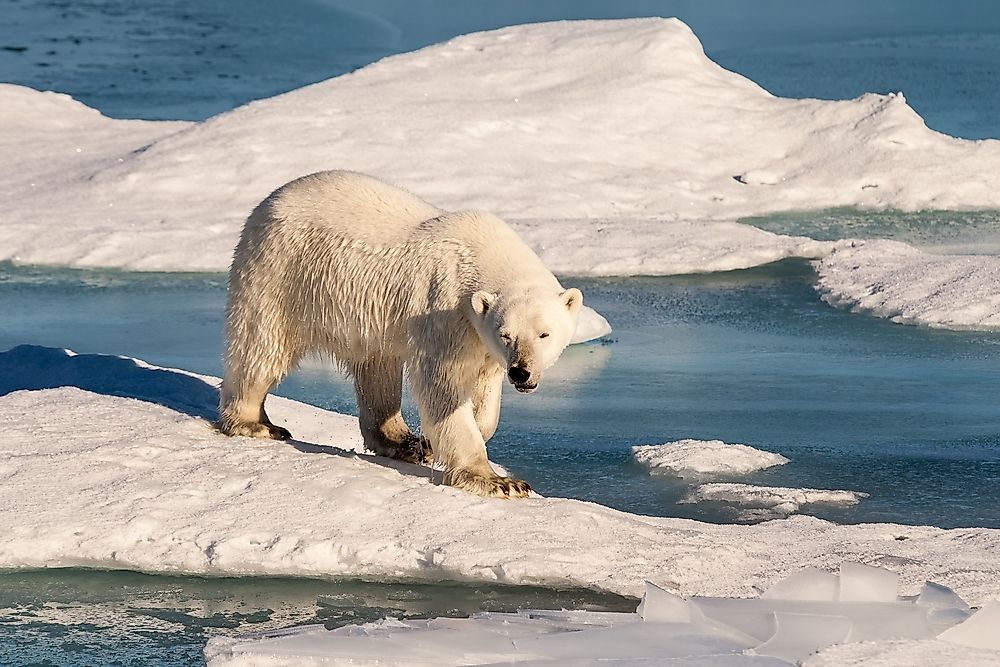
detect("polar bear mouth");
top-left (513, 382), bottom-right (538, 394)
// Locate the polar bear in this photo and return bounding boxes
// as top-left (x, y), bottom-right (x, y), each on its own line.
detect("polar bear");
top-left (218, 171), bottom-right (582, 498)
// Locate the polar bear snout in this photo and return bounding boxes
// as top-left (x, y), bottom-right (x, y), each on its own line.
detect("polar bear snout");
top-left (508, 365), bottom-right (538, 393)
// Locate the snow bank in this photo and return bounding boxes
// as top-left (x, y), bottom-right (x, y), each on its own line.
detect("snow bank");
top-left (816, 240), bottom-right (1000, 330)
top-left (2, 18), bottom-right (999, 274)
top-left (204, 566), bottom-right (998, 666)
top-left (682, 483), bottom-right (869, 519)
top-left (632, 440), bottom-right (789, 477)
top-left (3, 345), bottom-right (1000, 609)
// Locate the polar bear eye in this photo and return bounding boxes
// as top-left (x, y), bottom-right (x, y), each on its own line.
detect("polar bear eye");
top-left (500, 332), bottom-right (513, 342)
top-left (539, 332), bottom-right (550, 339)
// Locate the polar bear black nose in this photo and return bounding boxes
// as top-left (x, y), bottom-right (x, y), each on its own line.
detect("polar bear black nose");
top-left (508, 366), bottom-right (530, 384)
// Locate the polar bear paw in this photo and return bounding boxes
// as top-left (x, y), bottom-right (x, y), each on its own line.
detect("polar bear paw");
top-left (390, 434), bottom-right (434, 465)
top-left (447, 470), bottom-right (533, 499)
top-left (218, 420), bottom-right (292, 441)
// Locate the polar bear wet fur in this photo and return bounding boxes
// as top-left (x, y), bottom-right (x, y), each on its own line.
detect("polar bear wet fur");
top-left (218, 171), bottom-right (582, 498)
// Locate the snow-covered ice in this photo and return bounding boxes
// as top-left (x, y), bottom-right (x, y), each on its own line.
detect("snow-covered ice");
top-left (202, 566), bottom-right (998, 666)
top-left (682, 483), bottom-right (869, 519)
top-left (816, 240), bottom-right (1000, 330)
top-left (3, 346), bottom-right (999, 611)
top-left (632, 440), bottom-right (789, 477)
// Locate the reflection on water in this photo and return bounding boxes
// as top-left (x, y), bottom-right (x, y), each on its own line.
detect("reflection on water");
top-left (1, 253), bottom-right (999, 530)
top-left (0, 569), bottom-right (633, 667)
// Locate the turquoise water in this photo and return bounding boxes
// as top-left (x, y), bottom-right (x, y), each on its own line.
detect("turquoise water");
top-left (2, 256), bottom-right (999, 529)
top-left (0, 569), bottom-right (631, 666)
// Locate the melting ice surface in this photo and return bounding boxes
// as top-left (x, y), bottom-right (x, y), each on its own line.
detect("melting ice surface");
top-left (204, 563), bottom-right (998, 666)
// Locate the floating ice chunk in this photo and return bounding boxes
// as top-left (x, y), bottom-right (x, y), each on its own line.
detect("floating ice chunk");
top-left (937, 600), bottom-right (1000, 650)
top-left (761, 567), bottom-right (839, 602)
top-left (570, 305), bottom-right (613, 344)
top-left (637, 580), bottom-right (704, 624)
top-left (752, 612), bottom-right (852, 663)
top-left (632, 440), bottom-right (789, 477)
top-left (682, 484), bottom-right (868, 518)
top-left (839, 562), bottom-right (898, 603)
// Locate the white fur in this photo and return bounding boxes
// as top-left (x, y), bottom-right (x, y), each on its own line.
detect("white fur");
top-left (218, 171), bottom-right (582, 498)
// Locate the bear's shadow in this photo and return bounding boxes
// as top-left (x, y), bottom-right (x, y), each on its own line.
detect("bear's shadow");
top-left (1, 344), bottom-right (441, 482)
top-left (288, 440), bottom-right (444, 483)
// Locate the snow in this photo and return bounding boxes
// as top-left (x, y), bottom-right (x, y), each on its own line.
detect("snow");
top-left (816, 240), bottom-right (1000, 330)
top-left (3, 345), bottom-right (1000, 613)
top-left (682, 484), bottom-right (868, 519)
top-left (632, 440), bottom-right (789, 477)
top-left (202, 568), bottom-right (997, 666)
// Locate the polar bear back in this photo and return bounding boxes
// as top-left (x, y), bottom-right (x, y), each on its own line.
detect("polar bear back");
top-left (228, 170), bottom-right (562, 360)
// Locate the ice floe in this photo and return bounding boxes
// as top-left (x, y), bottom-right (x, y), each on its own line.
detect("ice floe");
top-left (2, 18), bottom-right (999, 278)
top-left (816, 240), bottom-right (1000, 330)
top-left (569, 304), bottom-right (612, 344)
top-left (632, 440), bottom-right (789, 477)
top-left (203, 564), bottom-right (999, 666)
top-left (3, 346), bottom-right (999, 610)
top-left (681, 483), bottom-right (869, 520)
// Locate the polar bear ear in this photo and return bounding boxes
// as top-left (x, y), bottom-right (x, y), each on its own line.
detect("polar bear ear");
top-left (561, 288), bottom-right (583, 313)
top-left (471, 290), bottom-right (497, 316)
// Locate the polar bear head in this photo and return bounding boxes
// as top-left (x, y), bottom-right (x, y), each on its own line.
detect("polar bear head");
top-left (469, 287), bottom-right (583, 393)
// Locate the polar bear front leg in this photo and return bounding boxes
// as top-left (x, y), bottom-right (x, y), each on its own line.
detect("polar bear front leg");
top-left (472, 362), bottom-right (504, 442)
top-left (411, 360), bottom-right (531, 499)
top-left (353, 355), bottom-right (430, 464)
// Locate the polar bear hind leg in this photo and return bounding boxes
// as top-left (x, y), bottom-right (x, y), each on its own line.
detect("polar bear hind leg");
top-left (218, 303), bottom-right (298, 440)
top-left (218, 370), bottom-right (293, 440)
top-left (352, 355), bottom-right (431, 464)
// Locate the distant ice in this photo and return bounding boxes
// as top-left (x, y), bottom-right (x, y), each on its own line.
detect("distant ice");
top-left (204, 564), bottom-right (997, 666)
top-left (632, 440), bottom-right (789, 477)
top-left (816, 240), bottom-right (1000, 330)
top-left (682, 483), bottom-right (868, 519)
top-left (2, 19), bottom-right (999, 331)
top-left (2, 18), bottom-right (998, 280)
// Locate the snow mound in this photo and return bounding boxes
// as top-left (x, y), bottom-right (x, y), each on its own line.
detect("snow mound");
top-left (2, 18), bottom-right (999, 272)
top-left (816, 240), bottom-right (1000, 330)
top-left (682, 483), bottom-right (868, 519)
top-left (204, 566), bottom-right (996, 666)
top-left (3, 345), bottom-right (1000, 608)
top-left (632, 440), bottom-right (789, 477)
